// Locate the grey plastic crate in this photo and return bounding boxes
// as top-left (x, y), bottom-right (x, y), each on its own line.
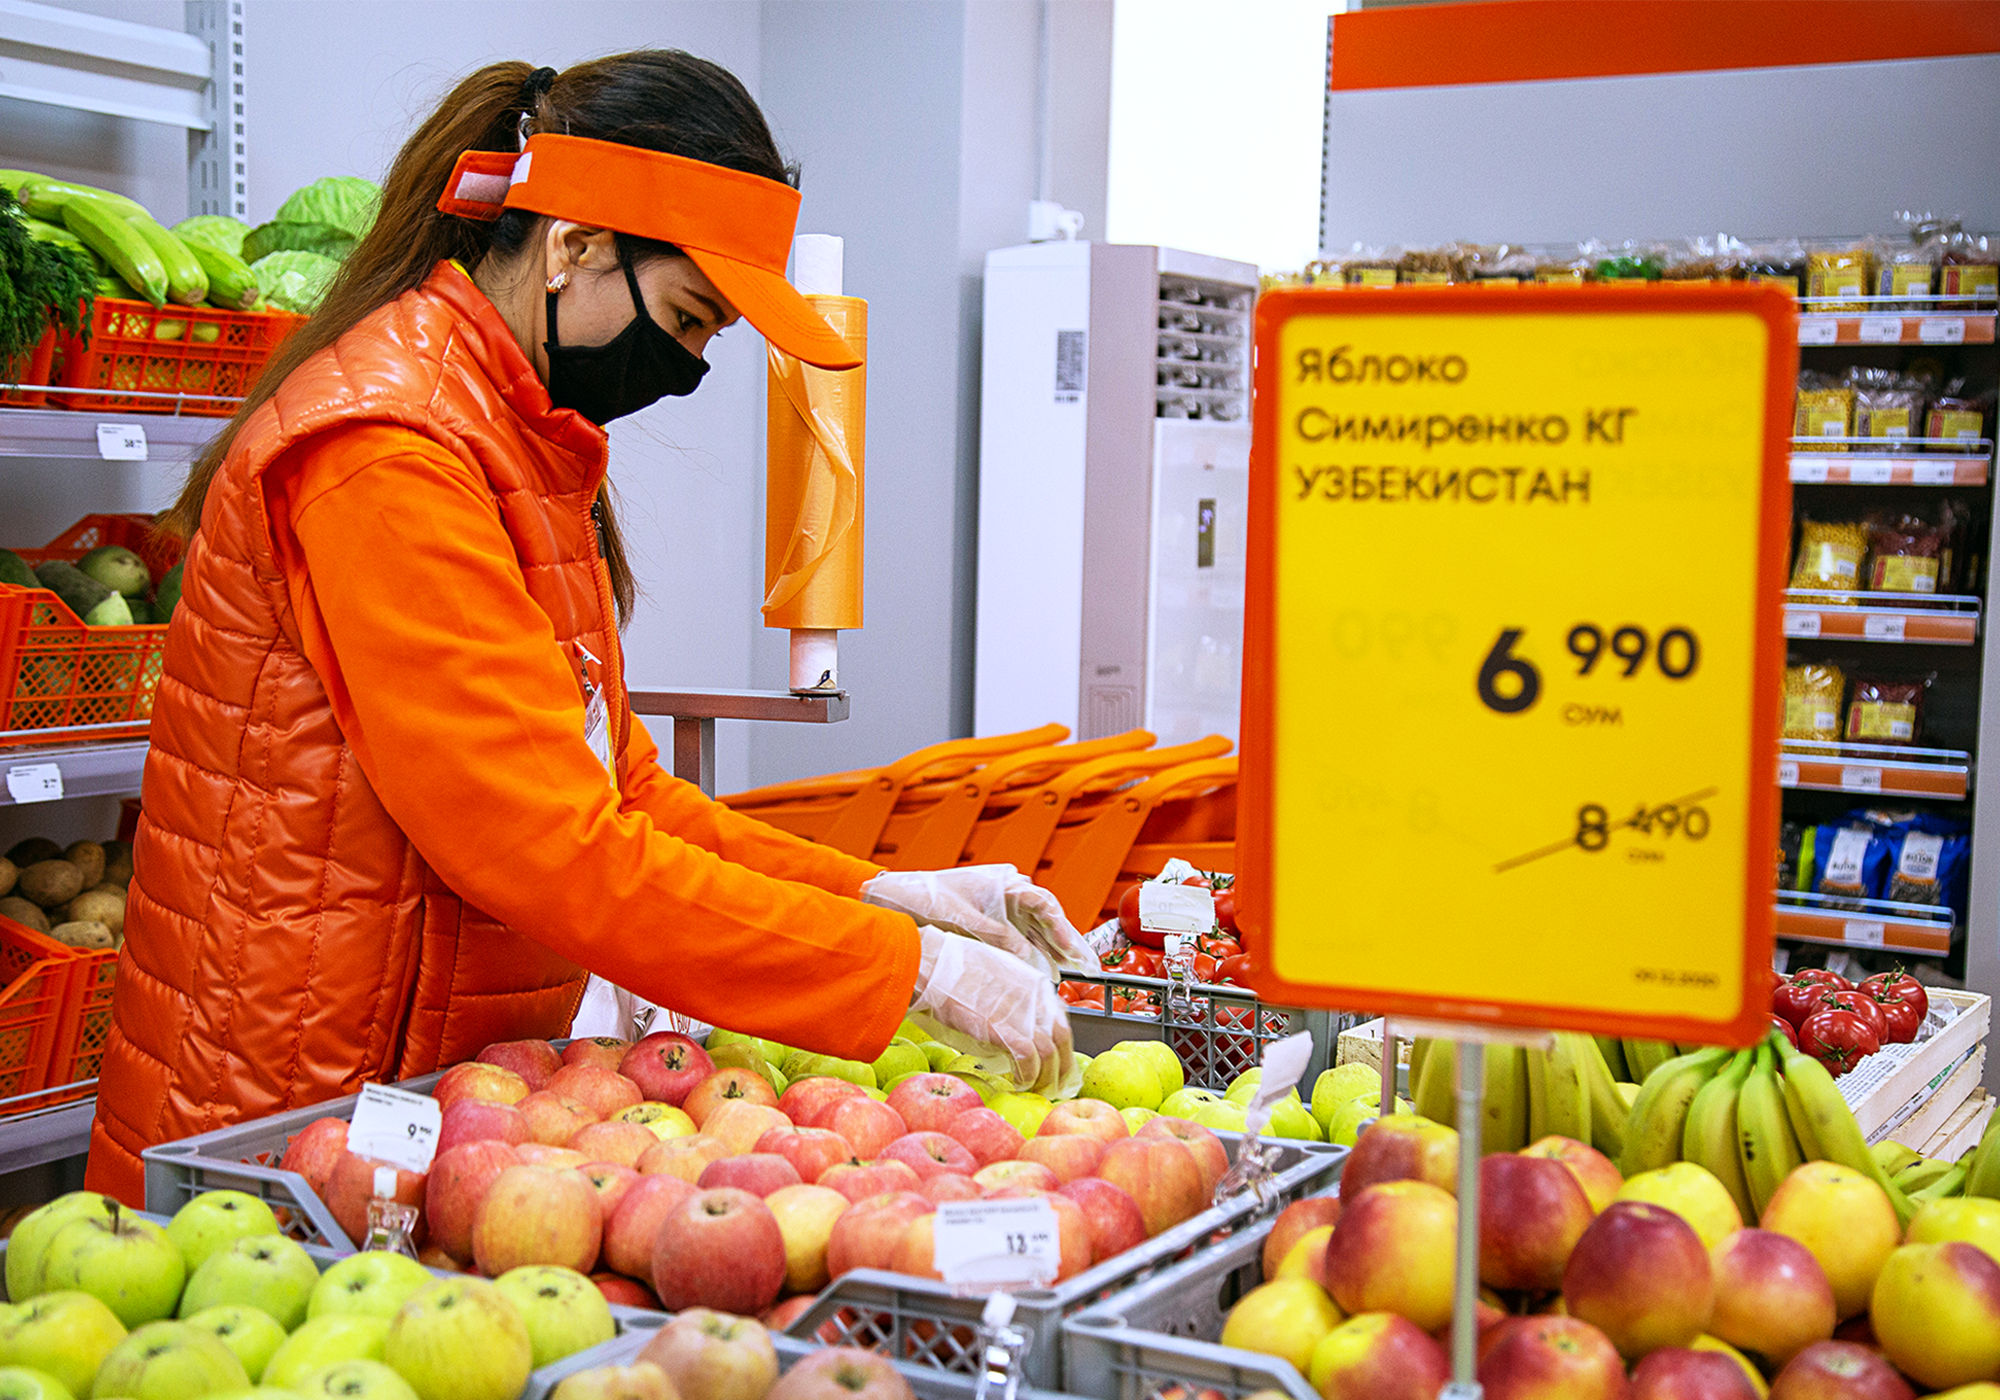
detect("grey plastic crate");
top-left (526, 1310), bottom-right (1088, 1400)
top-left (1062, 1208), bottom-right (1318, 1400)
top-left (789, 1134), bottom-right (1344, 1391)
top-left (143, 1069), bottom-right (446, 1250)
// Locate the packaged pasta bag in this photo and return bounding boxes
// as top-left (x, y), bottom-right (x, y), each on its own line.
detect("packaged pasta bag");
top-left (1941, 228), bottom-right (1998, 310)
top-left (1807, 242), bottom-right (1880, 311)
top-left (1793, 371), bottom-right (1855, 451)
top-left (1783, 659), bottom-right (1846, 740)
top-left (1847, 366), bottom-right (1929, 448)
top-left (1845, 673), bottom-right (1932, 745)
top-left (1789, 515), bottom-right (1869, 597)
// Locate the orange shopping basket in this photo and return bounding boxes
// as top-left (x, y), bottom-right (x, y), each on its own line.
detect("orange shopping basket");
top-left (1034, 756), bottom-right (1239, 929)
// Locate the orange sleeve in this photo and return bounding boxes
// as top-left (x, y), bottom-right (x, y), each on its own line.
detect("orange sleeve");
top-left (618, 720), bottom-right (883, 899)
top-left (268, 423), bottom-right (920, 1061)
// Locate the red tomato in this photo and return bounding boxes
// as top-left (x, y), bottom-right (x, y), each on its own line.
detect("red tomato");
top-left (1770, 1015), bottom-right (1798, 1049)
top-left (1213, 887), bottom-right (1238, 934)
top-left (1190, 951), bottom-right (1219, 983)
top-left (1217, 953), bottom-right (1256, 986)
top-left (1861, 970), bottom-right (1928, 1044)
top-left (1790, 968), bottom-right (1854, 992)
top-left (1799, 1008), bottom-right (1878, 1075)
top-left (1069, 986), bottom-right (1105, 1010)
top-left (1201, 936), bottom-right (1242, 960)
top-left (1125, 948), bottom-right (1164, 979)
top-left (1181, 875), bottom-right (1211, 887)
top-left (1771, 976), bottom-right (1830, 1031)
top-left (1817, 988), bottom-right (1887, 1045)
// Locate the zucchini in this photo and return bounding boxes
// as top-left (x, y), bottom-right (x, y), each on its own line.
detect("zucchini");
top-left (18, 176), bottom-right (146, 223)
top-left (153, 318), bottom-right (187, 343)
top-left (190, 323), bottom-right (221, 344)
top-left (94, 274), bottom-right (140, 301)
top-left (33, 560), bottom-right (132, 625)
top-left (0, 549), bottom-right (34, 589)
top-left (153, 560), bottom-right (183, 622)
top-left (62, 197), bottom-right (166, 306)
top-left (123, 214), bottom-right (208, 306)
top-left (180, 238), bottom-right (258, 310)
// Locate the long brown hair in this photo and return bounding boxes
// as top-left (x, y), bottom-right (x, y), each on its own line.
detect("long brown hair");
top-left (163, 52), bottom-right (796, 624)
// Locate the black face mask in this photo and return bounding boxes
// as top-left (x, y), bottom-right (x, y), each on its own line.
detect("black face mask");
top-left (544, 257), bottom-right (710, 425)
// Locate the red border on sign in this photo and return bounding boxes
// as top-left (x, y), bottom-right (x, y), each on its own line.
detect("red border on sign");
top-left (1238, 282), bottom-right (1797, 1048)
top-left (1328, 0), bottom-right (2000, 92)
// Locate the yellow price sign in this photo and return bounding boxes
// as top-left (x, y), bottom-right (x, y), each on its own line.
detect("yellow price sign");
top-left (1239, 285), bottom-right (1796, 1045)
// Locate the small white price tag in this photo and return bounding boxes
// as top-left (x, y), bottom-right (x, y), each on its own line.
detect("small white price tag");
top-left (345, 1083), bottom-right (441, 1172)
top-left (1843, 920), bottom-right (1887, 949)
top-left (1783, 610), bottom-right (1821, 638)
top-left (933, 1197), bottom-right (1061, 1291)
top-left (1918, 317), bottom-right (1966, 345)
top-left (1840, 766), bottom-right (1884, 794)
top-left (1797, 318), bottom-right (1839, 346)
top-left (1912, 461), bottom-right (1959, 486)
top-left (1849, 460), bottom-right (1894, 484)
top-left (5, 763), bottom-right (63, 804)
top-left (1789, 458), bottom-right (1831, 484)
top-left (1859, 316), bottom-right (1904, 344)
top-left (1777, 759), bottom-right (1800, 787)
top-left (1863, 613), bottom-right (1907, 642)
top-left (1245, 1030), bottom-right (1316, 1132)
top-left (1138, 881), bottom-right (1214, 936)
top-left (95, 423), bottom-right (148, 461)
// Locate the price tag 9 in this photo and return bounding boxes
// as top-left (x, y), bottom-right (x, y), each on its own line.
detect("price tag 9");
top-left (95, 424), bottom-right (148, 461)
top-left (5, 763), bottom-right (63, 804)
top-left (933, 1197), bottom-right (1061, 1291)
top-left (346, 1083), bottom-right (442, 1172)
top-left (1859, 316), bottom-right (1904, 344)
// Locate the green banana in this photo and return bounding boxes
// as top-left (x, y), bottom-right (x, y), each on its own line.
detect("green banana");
top-left (1525, 1045), bottom-right (1549, 1142)
top-left (62, 196), bottom-right (165, 305)
top-left (1872, 1141), bottom-right (1924, 1178)
top-left (1737, 1043), bottom-right (1804, 1219)
top-left (1774, 1035), bottom-right (1917, 1227)
top-left (1542, 1033), bottom-right (1592, 1146)
top-left (122, 213), bottom-right (207, 305)
top-left (1911, 1164), bottom-right (1968, 1205)
top-left (1618, 1045), bottom-right (1731, 1176)
top-left (1684, 1048), bottom-right (1757, 1225)
top-left (1776, 1050), bottom-right (1826, 1164)
top-left (1894, 1158), bottom-right (1956, 1194)
top-left (1482, 1044), bottom-right (1529, 1153)
top-left (1571, 1032), bottom-right (1628, 1161)
top-left (181, 238), bottom-right (258, 310)
top-left (1626, 1039), bottom-right (1673, 1081)
top-left (1594, 1036), bottom-right (1630, 1082)
top-left (1965, 1118), bottom-right (2000, 1199)
top-left (1412, 1037), bottom-right (1454, 1126)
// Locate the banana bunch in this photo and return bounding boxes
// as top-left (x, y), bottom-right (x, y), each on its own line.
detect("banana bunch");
top-left (1409, 1032), bottom-right (1627, 1161)
top-left (1873, 1139), bottom-right (1972, 1201)
top-left (1620, 1031), bottom-right (1921, 1226)
top-left (1960, 1103), bottom-right (2000, 1200)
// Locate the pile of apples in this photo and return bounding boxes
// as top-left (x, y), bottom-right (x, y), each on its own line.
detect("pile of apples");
top-left (275, 1031), bottom-right (1244, 1329)
top-left (1208, 1110), bottom-right (2000, 1399)
top-left (0, 1187), bottom-right (617, 1400)
top-left (548, 1310), bottom-right (920, 1400)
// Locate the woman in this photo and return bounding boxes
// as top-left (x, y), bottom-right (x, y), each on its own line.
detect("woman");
top-left (87, 52), bottom-right (1084, 1204)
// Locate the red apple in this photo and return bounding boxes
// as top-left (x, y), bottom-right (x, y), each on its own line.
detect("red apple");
top-left (591, 1272), bottom-right (662, 1310)
top-left (638, 1134), bottom-right (730, 1183)
top-left (1309, 1311), bottom-right (1451, 1400)
top-left (767, 1347), bottom-right (912, 1399)
top-left (974, 1161), bottom-right (1060, 1196)
top-left (1036, 1098), bottom-right (1130, 1146)
top-left (580, 1161), bottom-right (640, 1218)
top-left (619, 1033), bottom-right (717, 1107)
top-left (1324, 1180), bottom-right (1457, 1332)
top-left (1136, 1117), bottom-right (1229, 1197)
top-left (827, 1191), bottom-right (935, 1277)
top-left (1709, 1228), bottom-right (1837, 1367)
top-left (1096, 1135), bottom-right (1205, 1236)
top-left (684, 1067), bottom-right (782, 1126)
top-left (700, 1153), bottom-right (804, 1198)
top-left (1263, 1196), bottom-right (1343, 1281)
top-left (519, 1090), bottom-right (601, 1145)
top-left (434, 1060), bottom-right (531, 1110)
top-left (516, 1144), bottom-right (589, 1171)
top-left (943, 1108), bottom-right (1024, 1167)
top-left (881, 1132), bottom-right (978, 1182)
top-left (1631, 1347), bottom-right (1760, 1400)
top-left (477, 1038), bottom-right (562, 1090)
top-left (757, 1126), bottom-right (857, 1185)
top-left (562, 1036), bottom-right (632, 1072)
top-left (639, 1309), bottom-right (780, 1400)
top-left (326, 1151), bottom-right (428, 1249)
top-left (567, 1120), bottom-right (662, 1170)
top-left (704, 1102), bottom-right (794, 1157)
top-left (887, 1211), bottom-right (946, 1281)
top-left (826, 1097), bottom-right (909, 1160)
top-left (279, 1117), bottom-right (349, 1197)
top-left (1339, 1113), bottom-right (1458, 1203)
top-left (604, 1173), bottom-right (699, 1278)
top-left (547, 1063), bottom-right (645, 1119)
top-left (887, 1074), bottom-right (984, 1134)
top-left (1059, 1177), bottom-right (1149, 1265)
top-left (1480, 1153), bottom-right (1594, 1293)
top-left (921, 1174), bottom-right (986, 1205)
top-left (437, 1098), bottom-right (530, 1152)
top-left (651, 1187), bottom-right (788, 1313)
top-left (778, 1076), bottom-right (867, 1127)
top-left (1520, 1135), bottom-right (1623, 1214)
top-left (417, 1246), bottom-right (465, 1273)
top-left (1017, 1134), bottom-right (1107, 1184)
top-left (1007, 1188), bottom-right (1092, 1282)
top-left (762, 1294), bottom-right (816, 1331)
top-left (1769, 1341), bottom-right (1916, 1399)
top-left (1478, 1315), bottom-right (1629, 1400)
top-left (472, 1163), bottom-right (602, 1274)
top-left (1562, 1201), bottom-right (1714, 1358)
top-left (424, 1140), bottom-right (520, 1262)
top-left (817, 1159), bottom-right (923, 1203)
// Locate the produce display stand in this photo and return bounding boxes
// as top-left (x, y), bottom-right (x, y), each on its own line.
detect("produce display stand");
top-left (0, 910), bottom-right (117, 1111)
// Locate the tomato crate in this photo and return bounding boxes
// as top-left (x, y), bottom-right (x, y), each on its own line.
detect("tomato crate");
top-left (0, 514), bottom-right (181, 745)
top-left (54, 295), bottom-right (303, 417)
top-left (1, 326), bottom-right (57, 408)
top-left (0, 910), bottom-right (113, 1111)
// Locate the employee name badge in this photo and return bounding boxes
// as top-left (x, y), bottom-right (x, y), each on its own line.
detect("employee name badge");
top-left (573, 642), bottom-right (616, 791)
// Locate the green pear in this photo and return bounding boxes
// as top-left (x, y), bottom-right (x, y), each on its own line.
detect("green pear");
top-left (0, 1365), bottom-right (75, 1400)
top-left (305, 1254), bottom-right (432, 1322)
top-left (259, 1318), bottom-right (388, 1390)
top-left (5, 1195), bottom-right (114, 1303)
top-left (182, 1309), bottom-right (286, 1385)
top-left (164, 1194), bottom-right (280, 1277)
top-left (1080, 1052), bottom-right (1163, 1112)
top-left (0, 1292), bottom-right (126, 1398)
top-left (1325, 1090), bottom-right (1411, 1147)
top-left (89, 1320), bottom-right (248, 1400)
top-left (40, 1209), bottom-right (183, 1329)
top-left (178, 1236), bottom-right (320, 1332)
top-left (1111, 1041), bottom-right (1185, 1098)
top-left (1309, 1063), bottom-right (1384, 1130)
top-left (870, 1039), bottom-right (927, 1087)
top-left (779, 1052), bottom-right (874, 1089)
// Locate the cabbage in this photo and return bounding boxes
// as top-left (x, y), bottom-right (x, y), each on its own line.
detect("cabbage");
top-left (171, 215), bottom-right (252, 259)
top-left (241, 219), bottom-right (356, 264)
top-left (274, 176), bottom-right (380, 242)
top-left (249, 249), bottom-right (338, 314)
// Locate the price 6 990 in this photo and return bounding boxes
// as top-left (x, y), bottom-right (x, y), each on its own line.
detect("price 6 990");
top-left (1477, 624), bottom-right (1699, 715)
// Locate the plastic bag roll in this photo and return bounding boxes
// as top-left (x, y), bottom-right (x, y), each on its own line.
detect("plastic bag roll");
top-left (764, 294), bottom-right (865, 630)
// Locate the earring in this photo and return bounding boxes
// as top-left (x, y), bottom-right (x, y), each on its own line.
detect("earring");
top-left (546, 270), bottom-right (570, 294)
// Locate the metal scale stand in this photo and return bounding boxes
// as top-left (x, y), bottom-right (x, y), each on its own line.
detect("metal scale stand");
top-left (629, 688), bottom-right (848, 797)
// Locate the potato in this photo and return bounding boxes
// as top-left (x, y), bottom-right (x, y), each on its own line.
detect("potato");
top-left (64, 888), bottom-right (125, 936)
top-left (0, 856), bottom-right (14, 899)
top-left (64, 841), bottom-right (105, 889)
top-left (101, 840), bottom-right (133, 889)
top-left (0, 895), bottom-right (49, 933)
top-left (48, 920), bottom-right (113, 950)
top-left (17, 860), bottom-right (84, 909)
top-left (6, 838), bottom-right (60, 867)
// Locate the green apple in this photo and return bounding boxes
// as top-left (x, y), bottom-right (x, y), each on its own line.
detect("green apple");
top-left (90, 1320), bottom-right (248, 1400)
top-left (860, 1086), bottom-right (888, 1102)
top-left (294, 1361), bottom-right (418, 1400)
top-left (920, 1043), bottom-right (959, 1072)
top-left (306, 1255), bottom-right (432, 1323)
top-left (1309, 1063), bottom-right (1384, 1130)
top-left (179, 1236), bottom-right (320, 1331)
top-left (1187, 1098), bottom-right (1250, 1133)
top-left (1111, 1041), bottom-right (1185, 1098)
top-left (1081, 1052), bottom-right (1163, 1111)
top-left (1120, 1107), bottom-right (1159, 1133)
top-left (164, 1194), bottom-right (281, 1277)
top-left (182, 1309), bottom-right (285, 1383)
top-left (5, 1195), bottom-right (114, 1303)
top-left (0, 1366), bottom-right (75, 1400)
top-left (489, 1268), bottom-right (612, 1370)
top-left (894, 1019), bottom-right (932, 1044)
top-left (779, 1052), bottom-right (874, 1089)
top-left (1266, 1099), bottom-right (1323, 1141)
top-left (1159, 1087), bottom-right (1220, 1118)
top-left (1324, 1090), bottom-right (1410, 1147)
top-left (40, 1209), bottom-right (183, 1329)
top-left (381, 1278), bottom-right (531, 1400)
top-left (0, 1292), bottom-right (126, 1396)
top-left (206, 1390), bottom-right (306, 1400)
top-left (989, 1093), bottom-right (1052, 1137)
top-left (1223, 1069), bottom-right (1261, 1105)
top-left (705, 1029), bottom-right (790, 1069)
top-left (260, 1318), bottom-right (388, 1390)
top-left (870, 1038), bottom-right (927, 1087)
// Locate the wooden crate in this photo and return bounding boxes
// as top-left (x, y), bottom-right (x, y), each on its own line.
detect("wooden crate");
top-left (1919, 1088), bottom-right (1992, 1162)
top-left (1335, 1019), bottom-right (1412, 1075)
top-left (1849, 988), bottom-right (1990, 1143)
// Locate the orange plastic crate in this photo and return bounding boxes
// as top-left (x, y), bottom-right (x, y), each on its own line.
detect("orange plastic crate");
top-left (0, 914), bottom-right (87, 1103)
top-left (44, 938), bottom-right (117, 1104)
top-left (1, 326), bottom-right (57, 408)
top-left (56, 295), bottom-right (304, 417)
top-left (0, 514), bottom-right (182, 745)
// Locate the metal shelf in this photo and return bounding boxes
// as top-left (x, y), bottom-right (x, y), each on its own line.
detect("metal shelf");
top-left (1777, 893), bottom-right (1954, 957)
top-left (1782, 592), bottom-right (1981, 646)
top-left (0, 1093), bottom-right (96, 1174)
top-left (0, 739), bottom-right (149, 805)
top-left (1779, 740), bottom-right (1971, 801)
top-left (0, 407), bottom-right (222, 462)
top-left (1790, 453), bottom-right (1991, 486)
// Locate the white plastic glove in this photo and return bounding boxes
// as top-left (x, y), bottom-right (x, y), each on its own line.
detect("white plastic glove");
top-left (909, 925), bottom-right (1074, 1096)
top-left (862, 865), bottom-right (1100, 981)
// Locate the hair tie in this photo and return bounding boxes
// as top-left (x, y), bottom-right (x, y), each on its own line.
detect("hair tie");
top-left (520, 66), bottom-right (558, 106)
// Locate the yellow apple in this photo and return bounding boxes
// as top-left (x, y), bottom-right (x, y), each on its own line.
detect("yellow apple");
top-left (1906, 1197), bottom-right (2000, 1268)
top-left (1614, 1163), bottom-right (1742, 1249)
top-left (1217, 1278), bottom-right (1342, 1375)
top-left (1759, 1162), bottom-right (1900, 1319)
top-left (1870, 1241), bottom-right (2000, 1390)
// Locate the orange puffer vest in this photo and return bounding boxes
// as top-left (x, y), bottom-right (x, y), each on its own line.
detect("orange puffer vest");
top-left (89, 264), bottom-right (621, 1201)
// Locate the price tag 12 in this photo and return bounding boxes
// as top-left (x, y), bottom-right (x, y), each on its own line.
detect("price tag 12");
top-left (933, 1197), bottom-right (1061, 1293)
top-left (5, 763), bottom-right (63, 804)
top-left (345, 1083), bottom-right (441, 1173)
top-left (95, 424), bottom-right (148, 461)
